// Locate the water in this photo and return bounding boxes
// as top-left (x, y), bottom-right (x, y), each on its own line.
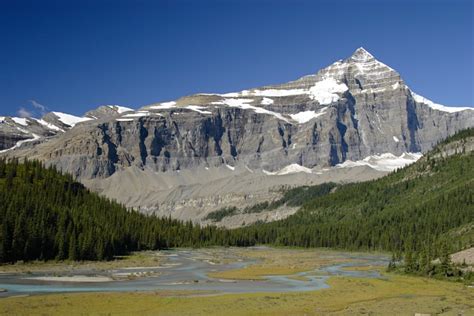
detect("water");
top-left (0, 248), bottom-right (389, 297)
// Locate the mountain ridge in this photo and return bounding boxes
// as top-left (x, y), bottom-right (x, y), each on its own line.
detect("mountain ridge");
top-left (1, 47), bottom-right (472, 224)
top-left (1, 47), bottom-right (471, 148)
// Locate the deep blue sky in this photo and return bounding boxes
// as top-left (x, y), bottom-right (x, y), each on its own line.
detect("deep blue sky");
top-left (1, 0), bottom-right (472, 117)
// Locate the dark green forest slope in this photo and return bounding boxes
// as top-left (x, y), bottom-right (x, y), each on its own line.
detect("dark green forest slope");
top-left (0, 160), bottom-right (253, 263)
top-left (237, 128), bottom-right (474, 259)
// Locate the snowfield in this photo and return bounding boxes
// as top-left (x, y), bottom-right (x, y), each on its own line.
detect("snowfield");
top-left (108, 105), bottom-right (134, 113)
top-left (337, 152), bottom-right (423, 172)
top-left (52, 112), bottom-right (92, 127)
top-left (290, 107), bottom-right (329, 124)
top-left (411, 92), bottom-right (472, 113)
top-left (263, 163), bottom-right (313, 176)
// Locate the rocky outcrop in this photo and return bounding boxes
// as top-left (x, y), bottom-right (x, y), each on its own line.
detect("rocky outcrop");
top-left (0, 116), bottom-right (59, 151)
top-left (0, 105), bottom-right (134, 152)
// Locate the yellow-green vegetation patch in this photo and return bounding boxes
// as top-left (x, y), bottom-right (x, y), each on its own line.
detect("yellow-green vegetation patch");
top-left (208, 247), bottom-right (374, 280)
top-left (340, 265), bottom-right (384, 272)
top-left (0, 251), bottom-right (163, 274)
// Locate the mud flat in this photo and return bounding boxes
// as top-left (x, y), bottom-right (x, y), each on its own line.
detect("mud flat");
top-left (24, 276), bottom-right (114, 283)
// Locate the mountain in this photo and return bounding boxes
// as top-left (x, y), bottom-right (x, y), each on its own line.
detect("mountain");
top-left (1, 48), bottom-right (472, 223)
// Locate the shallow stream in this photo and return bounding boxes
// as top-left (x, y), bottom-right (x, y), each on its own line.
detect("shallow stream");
top-left (0, 248), bottom-right (389, 297)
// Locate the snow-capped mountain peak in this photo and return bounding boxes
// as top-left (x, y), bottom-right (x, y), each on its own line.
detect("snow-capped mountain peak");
top-left (0, 47), bottom-right (472, 222)
top-left (350, 47), bottom-right (375, 62)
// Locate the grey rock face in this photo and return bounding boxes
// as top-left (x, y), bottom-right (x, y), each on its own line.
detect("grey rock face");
top-left (1, 47), bottom-right (473, 222)
top-left (0, 116), bottom-right (58, 151)
top-left (29, 47), bottom-right (471, 178)
top-left (0, 123), bottom-right (30, 150)
top-left (0, 105), bottom-right (133, 152)
top-left (85, 105), bottom-right (134, 119)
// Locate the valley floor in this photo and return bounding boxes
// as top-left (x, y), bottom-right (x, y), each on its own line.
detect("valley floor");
top-left (0, 247), bottom-right (473, 315)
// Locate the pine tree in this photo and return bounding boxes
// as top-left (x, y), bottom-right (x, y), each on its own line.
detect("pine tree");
top-left (387, 253), bottom-right (397, 271)
top-left (420, 248), bottom-right (432, 275)
top-left (68, 233), bottom-right (78, 261)
top-left (404, 250), bottom-right (416, 273)
top-left (439, 243), bottom-right (452, 277)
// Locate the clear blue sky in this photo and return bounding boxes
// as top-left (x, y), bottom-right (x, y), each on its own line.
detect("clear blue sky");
top-left (1, 0), bottom-right (472, 117)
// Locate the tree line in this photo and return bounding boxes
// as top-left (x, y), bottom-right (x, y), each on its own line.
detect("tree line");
top-left (0, 159), bottom-right (253, 263)
top-left (233, 129), bottom-right (474, 263)
top-left (234, 147), bottom-right (473, 259)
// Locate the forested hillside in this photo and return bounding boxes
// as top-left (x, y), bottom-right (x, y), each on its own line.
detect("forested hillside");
top-left (237, 128), bottom-right (474, 258)
top-left (1, 129), bottom-right (472, 264)
top-left (0, 160), bottom-right (252, 263)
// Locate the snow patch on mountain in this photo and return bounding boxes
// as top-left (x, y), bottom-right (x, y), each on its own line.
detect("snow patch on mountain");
top-left (411, 92), bottom-right (472, 113)
top-left (218, 79), bottom-right (347, 104)
top-left (185, 105), bottom-right (212, 114)
top-left (0, 133), bottom-right (41, 154)
top-left (290, 107), bottom-right (329, 124)
top-left (108, 105), bottom-right (134, 113)
top-left (122, 111), bottom-right (152, 118)
top-left (221, 88), bottom-right (306, 98)
top-left (213, 99), bottom-right (289, 122)
top-left (52, 112), bottom-right (92, 127)
top-left (261, 97), bottom-right (274, 105)
top-left (16, 127), bottom-right (30, 134)
top-left (33, 118), bottom-right (64, 132)
top-left (148, 101), bottom-right (177, 110)
top-left (308, 78), bottom-right (348, 105)
top-left (12, 117), bottom-right (29, 126)
top-left (337, 152), bottom-right (422, 172)
top-left (263, 163), bottom-right (313, 176)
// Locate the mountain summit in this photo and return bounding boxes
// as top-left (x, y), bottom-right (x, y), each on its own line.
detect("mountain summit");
top-left (350, 47), bottom-right (375, 61)
top-left (1, 48), bottom-right (472, 223)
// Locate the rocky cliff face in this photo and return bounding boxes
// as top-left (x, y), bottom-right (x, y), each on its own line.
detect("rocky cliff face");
top-left (0, 116), bottom-right (59, 152)
top-left (1, 48), bottom-right (473, 223)
top-left (0, 105), bottom-right (133, 152)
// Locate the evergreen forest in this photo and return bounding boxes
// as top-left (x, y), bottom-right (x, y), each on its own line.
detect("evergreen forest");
top-left (1, 128), bottom-right (473, 268)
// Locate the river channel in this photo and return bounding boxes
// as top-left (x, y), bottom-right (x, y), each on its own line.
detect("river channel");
top-left (0, 247), bottom-right (389, 297)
